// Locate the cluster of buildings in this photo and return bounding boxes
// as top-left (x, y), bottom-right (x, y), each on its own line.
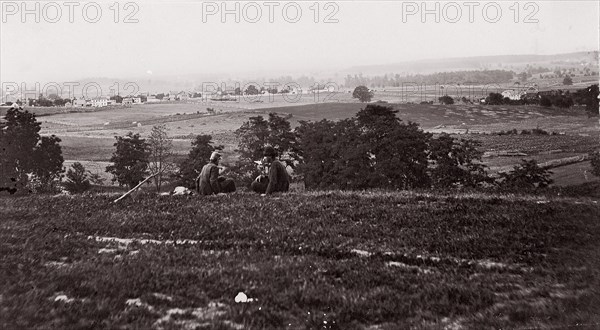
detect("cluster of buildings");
top-left (499, 86), bottom-right (540, 101)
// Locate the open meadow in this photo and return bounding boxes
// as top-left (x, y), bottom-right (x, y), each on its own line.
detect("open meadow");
top-left (1, 191), bottom-right (599, 329)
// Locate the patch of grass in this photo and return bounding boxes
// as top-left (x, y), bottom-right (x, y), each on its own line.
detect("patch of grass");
top-left (1, 191), bottom-right (599, 328)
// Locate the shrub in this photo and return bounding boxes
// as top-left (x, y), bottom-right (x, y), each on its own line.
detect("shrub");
top-left (540, 96), bottom-right (552, 107)
top-left (148, 125), bottom-right (175, 192)
top-left (63, 162), bottom-right (91, 193)
top-left (497, 159), bottom-right (553, 190)
top-left (485, 93), bottom-right (504, 105)
top-left (572, 84), bottom-right (599, 116)
top-left (106, 132), bottom-right (150, 189)
top-left (438, 95), bottom-right (454, 105)
top-left (428, 134), bottom-right (491, 188)
top-left (30, 135), bottom-right (65, 193)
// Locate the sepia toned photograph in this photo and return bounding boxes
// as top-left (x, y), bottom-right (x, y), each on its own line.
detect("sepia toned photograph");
top-left (1, 1), bottom-right (599, 328)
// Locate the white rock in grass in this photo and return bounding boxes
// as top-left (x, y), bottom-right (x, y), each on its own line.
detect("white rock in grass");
top-left (350, 249), bottom-right (371, 257)
top-left (54, 295), bottom-right (74, 303)
top-left (172, 186), bottom-right (192, 195)
top-left (234, 292), bottom-right (256, 303)
top-left (235, 292), bottom-right (247, 303)
top-left (126, 298), bottom-right (143, 307)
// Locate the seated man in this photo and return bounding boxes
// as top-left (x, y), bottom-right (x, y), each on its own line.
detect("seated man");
top-left (251, 146), bottom-right (289, 195)
top-left (197, 152), bottom-right (236, 195)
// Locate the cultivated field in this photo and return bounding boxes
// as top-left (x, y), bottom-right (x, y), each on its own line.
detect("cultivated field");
top-left (1, 191), bottom-right (599, 329)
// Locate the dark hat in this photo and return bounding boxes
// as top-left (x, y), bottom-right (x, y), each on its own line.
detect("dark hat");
top-left (263, 146), bottom-right (277, 157)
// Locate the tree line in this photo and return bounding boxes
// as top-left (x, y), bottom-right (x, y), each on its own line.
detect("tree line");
top-left (344, 70), bottom-right (515, 88)
top-left (232, 105), bottom-right (563, 191)
top-left (2, 105), bottom-right (599, 195)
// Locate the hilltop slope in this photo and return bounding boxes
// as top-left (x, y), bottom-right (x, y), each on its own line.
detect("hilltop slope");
top-left (1, 191), bottom-right (599, 329)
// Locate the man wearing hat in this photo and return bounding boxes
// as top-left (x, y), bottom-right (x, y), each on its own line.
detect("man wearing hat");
top-left (197, 151), bottom-right (235, 195)
top-left (251, 146), bottom-right (289, 195)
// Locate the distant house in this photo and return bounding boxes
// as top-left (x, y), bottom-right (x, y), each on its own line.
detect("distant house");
top-left (107, 99), bottom-right (116, 106)
top-left (522, 87), bottom-right (540, 101)
top-left (166, 95), bottom-right (176, 101)
top-left (122, 98), bottom-right (133, 106)
top-left (176, 92), bottom-right (189, 101)
top-left (72, 98), bottom-right (87, 107)
top-left (63, 102), bottom-right (72, 107)
top-left (501, 89), bottom-right (525, 101)
top-left (146, 95), bottom-right (160, 103)
top-left (91, 98), bottom-right (109, 107)
top-left (132, 97), bottom-right (142, 104)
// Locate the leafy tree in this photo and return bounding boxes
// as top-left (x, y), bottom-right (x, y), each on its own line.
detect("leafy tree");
top-left (573, 84), bottom-right (599, 116)
top-left (540, 96), bottom-right (553, 107)
top-left (155, 93), bottom-right (165, 100)
top-left (296, 105), bottom-right (431, 190)
top-left (552, 94), bottom-right (574, 108)
top-left (591, 150), bottom-right (600, 177)
top-left (485, 93), bottom-right (504, 105)
top-left (147, 125), bottom-right (175, 192)
top-left (0, 107), bottom-right (42, 194)
top-left (428, 134), bottom-right (490, 188)
top-left (36, 95), bottom-right (54, 107)
top-left (355, 105), bottom-right (431, 189)
top-left (245, 85), bottom-right (259, 95)
top-left (0, 107), bottom-right (64, 194)
top-left (438, 95), bottom-right (454, 105)
top-left (234, 113), bottom-right (298, 185)
top-left (106, 132), bottom-right (150, 189)
top-left (31, 135), bottom-right (65, 192)
top-left (563, 76), bottom-right (573, 85)
top-left (176, 135), bottom-right (223, 188)
top-left (63, 162), bottom-right (91, 193)
top-left (296, 118), bottom-right (364, 190)
top-left (352, 85), bottom-right (373, 102)
top-left (497, 159), bottom-right (553, 190)
top-left (110, 95), bottom-right (124, 103)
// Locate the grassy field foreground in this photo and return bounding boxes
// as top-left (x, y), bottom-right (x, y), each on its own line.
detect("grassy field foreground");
top-left (1, 191), bottom-right (599, 329)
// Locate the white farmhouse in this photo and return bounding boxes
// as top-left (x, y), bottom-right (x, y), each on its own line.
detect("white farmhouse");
top-left (501, 89), bottom-right (525, 101)
top-left (72, 98), bottom-right (87, 107)
top-left (146, 95), bottom-right (161, 103)
top-left (91, 98), bottom-right (109, 107)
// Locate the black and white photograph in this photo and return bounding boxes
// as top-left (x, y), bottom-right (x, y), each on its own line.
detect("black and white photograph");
top-left (1, 0), bottom-right (599, 328)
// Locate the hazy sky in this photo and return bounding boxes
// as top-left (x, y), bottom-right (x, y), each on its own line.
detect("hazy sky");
top-left (1, 0), bottom-right (599, 83)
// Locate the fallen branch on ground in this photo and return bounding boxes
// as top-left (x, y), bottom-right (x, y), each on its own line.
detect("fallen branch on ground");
top-left (113, 173), bottom-right (159, 203)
